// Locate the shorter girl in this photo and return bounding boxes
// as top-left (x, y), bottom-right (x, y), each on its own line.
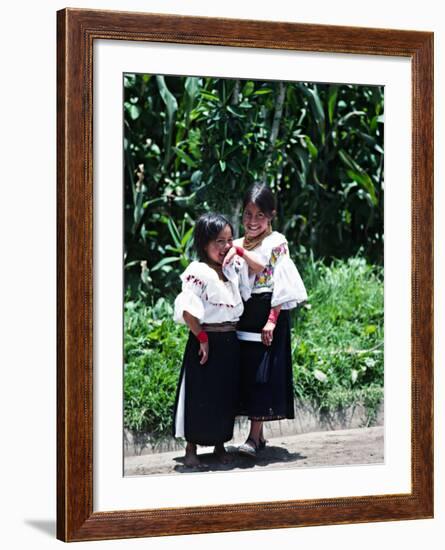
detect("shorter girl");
top-left (172, 212), bottom-right (263, 468)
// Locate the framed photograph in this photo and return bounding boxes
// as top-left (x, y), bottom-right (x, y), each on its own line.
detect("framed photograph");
top-left (121, 73), bottom-right (385, 479)
top-left (57, 8), bottom-right (433, 542)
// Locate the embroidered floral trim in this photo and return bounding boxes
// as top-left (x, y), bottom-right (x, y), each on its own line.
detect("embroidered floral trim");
top-left (183, 264), bottom-right (242, 309)
top-left (203, 293), bottom-right (237, 308)
top-left (248, 414), bottom-right (286, 421)
top-left (232, 256), bottom-right (243, 273)
top-left (185, 274), bottom-right (205, 287)
top-left (254, 266), bottom-right (274, 289)
top-left (253, 242), bottom-right (288, 290)
top-left (270, 243), bottom-right (288, 266)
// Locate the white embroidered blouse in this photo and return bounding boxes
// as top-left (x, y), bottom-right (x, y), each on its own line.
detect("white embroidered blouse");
top-left (173, 256), bottom-right (251, 325)
top-left (237, 231), bottom-right (307, 310)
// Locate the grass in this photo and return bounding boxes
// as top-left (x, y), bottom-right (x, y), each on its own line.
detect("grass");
top-left (291, 255), bottom-right (383, 415)
top-left (124, 298), bottom-right (187, 437)
top-left (124, 254), bottom-right (384, 437)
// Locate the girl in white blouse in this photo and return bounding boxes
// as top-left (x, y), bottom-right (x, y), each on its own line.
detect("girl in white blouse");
top-left (172, 213), bottom-right (263, 468)
top-left (225, 183), bottom-right (307, 458)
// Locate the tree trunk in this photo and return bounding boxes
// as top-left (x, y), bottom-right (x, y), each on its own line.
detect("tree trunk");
top-left (230, 80), bottom-right (242, 236)
top-left (231, 198), bottom-right (243, 238)
top-left (262, 81), bottom-right (286, 184)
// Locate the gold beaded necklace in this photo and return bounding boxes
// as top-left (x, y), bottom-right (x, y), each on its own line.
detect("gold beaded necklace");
top-left (242, 221), bottom-right (273, 251)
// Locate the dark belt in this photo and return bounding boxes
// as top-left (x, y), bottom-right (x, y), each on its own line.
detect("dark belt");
top-left (201, 322), bottom-right (238, 332)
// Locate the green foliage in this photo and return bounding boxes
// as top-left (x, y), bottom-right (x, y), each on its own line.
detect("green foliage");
top-left (124, 75), bottom-right (384, 301)
top-left (291, 255), bottom-right (383, 408)
top-left (124, 296), bottom-right (187, 436)
top-left (124, 256), bottom-right (383, 437)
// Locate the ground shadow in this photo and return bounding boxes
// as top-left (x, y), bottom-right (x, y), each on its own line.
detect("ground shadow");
top-left (173, 444), bottom-right (307, 473)
top-left (24, 519), bottom-right (56, 538)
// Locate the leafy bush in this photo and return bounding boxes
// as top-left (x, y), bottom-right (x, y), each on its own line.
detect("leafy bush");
top-left (124, 255), bottom-right (383, 437)
top-left (124, 75), bottom-right (384, 300)
top-left (291, 254), bottom-right (383, 412)
top-left (124, 298), bottom-right (187, 436)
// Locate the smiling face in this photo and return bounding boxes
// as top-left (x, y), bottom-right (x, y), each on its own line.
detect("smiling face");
top-left (204, 224), bottom-right (233, 264)
top-left (242, 201), bottom-right (273, 238)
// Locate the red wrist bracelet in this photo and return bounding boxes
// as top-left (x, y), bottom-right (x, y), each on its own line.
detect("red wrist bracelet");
top-left (197, 330), bottom-right (208, 343)
top-left (234, 245), bottom-right (245, 257)
top-left (268, 309), bottom-right (280, 324)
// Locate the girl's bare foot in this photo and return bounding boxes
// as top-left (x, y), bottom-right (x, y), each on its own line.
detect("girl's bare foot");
top-left (259, 425), bottom-right (267, 449)
top-left (214, 443), bottom-right (232, 464)
top-left (184, 442), bottom-right (202, 468)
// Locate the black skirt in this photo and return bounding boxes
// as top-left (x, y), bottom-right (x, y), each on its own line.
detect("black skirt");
top-left (237, 293), bottom-right (295, 421)
top-left (172, 331), bottom-right (240, 446)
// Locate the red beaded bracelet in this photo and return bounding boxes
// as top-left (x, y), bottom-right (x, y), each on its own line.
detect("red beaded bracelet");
top-left (234, 245), bottom-right (245, 257)
top-left (267, 309), bottom-right (280, 324)
top-left (197, 330), bottom-right (208, 343)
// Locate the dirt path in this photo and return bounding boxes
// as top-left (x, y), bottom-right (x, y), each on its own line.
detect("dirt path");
top-left (124, 426), bottom-right (383, 476)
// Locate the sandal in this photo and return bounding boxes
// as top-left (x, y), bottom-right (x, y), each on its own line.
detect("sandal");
top-left (258, 438), bottom-right (267, 450)
top-left (238, 438), bottom-right (259, 458)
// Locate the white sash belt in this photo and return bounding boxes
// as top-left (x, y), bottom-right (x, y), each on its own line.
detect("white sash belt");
top-left (236, 330), bottom-right (262, 342)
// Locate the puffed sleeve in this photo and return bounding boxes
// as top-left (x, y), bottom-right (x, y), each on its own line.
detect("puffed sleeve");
top-left (223, 255), bottom-right (252, 302)
top-left (238, 257), bottom-right (252, 302)
top-left (271, 243), bottom-right (308, 309)
top-left (173, 262), bottom-right (207, 324)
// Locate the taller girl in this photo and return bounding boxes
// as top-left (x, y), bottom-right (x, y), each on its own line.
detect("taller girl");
top-left (232, 183), bottom-right (308, 457)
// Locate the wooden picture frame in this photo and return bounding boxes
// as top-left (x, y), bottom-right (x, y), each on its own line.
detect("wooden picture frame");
top-left (57, 7), bottom-right (434, 542)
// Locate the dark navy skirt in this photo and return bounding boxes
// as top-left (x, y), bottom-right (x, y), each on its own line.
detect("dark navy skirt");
top-left (173, 331), bottom-right (240, 446)
top-left (237, 293), bottom-right (295, 421)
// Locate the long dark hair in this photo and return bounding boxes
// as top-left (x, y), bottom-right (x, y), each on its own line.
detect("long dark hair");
top-left (242, 183), bottom-right (276, 218)
top-left (194, 212), bottom-right (233, 261)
